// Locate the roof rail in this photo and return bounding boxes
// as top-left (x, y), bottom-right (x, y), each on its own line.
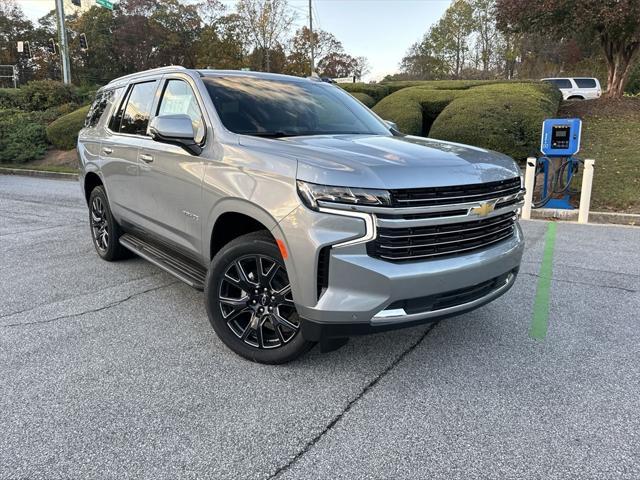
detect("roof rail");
top-left (107, 65), bottom-right (188, 85)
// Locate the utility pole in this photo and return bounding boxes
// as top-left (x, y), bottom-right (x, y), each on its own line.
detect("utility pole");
top-left (55, 0), bottom-right (71, 84)
top-left (308, 0), bottom-right (314, 75)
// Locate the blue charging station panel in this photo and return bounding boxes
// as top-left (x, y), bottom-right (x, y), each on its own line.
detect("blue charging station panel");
top-left (540, 118), bottom-right (582, 157)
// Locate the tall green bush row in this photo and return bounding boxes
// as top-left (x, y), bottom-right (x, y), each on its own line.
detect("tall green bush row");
top-left (429, 83), bottom-right (562, 160)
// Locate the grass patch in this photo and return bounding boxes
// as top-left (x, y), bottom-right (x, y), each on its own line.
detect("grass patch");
top-left (0, 163), bottom-right (77, 174)
top-left (559, 98), bottom-right (640, 213)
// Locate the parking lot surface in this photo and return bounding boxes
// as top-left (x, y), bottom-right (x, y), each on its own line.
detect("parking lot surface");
top-left (1, 175), bottom-right (639, 479)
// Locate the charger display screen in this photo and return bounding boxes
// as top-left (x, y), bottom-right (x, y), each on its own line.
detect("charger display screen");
top-left (551, 126), bottom-right (570, 148)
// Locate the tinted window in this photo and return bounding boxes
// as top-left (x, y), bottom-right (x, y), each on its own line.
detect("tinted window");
top-left (157, 80), bottom-right (205, 144)
top-left (85, 92), bottom-right (105, 127)
top-left (108, 87), bottom-right (127, 131)
top-left (548, 79), bottom-right (572, 89)
top-left (202, 76), bottom-right (389, 137)
top-left (574, 78), bottom-right (596, 88)
top-left (119, 81), bottom-right (157, 135)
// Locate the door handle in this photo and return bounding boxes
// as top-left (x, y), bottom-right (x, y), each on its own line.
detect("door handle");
top-left (102, 147), bottom-right (113, 155)
top-left (140, 153), bottom-right (154, 163)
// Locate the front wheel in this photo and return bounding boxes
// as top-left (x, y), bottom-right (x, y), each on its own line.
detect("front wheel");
top-left (204, 231), bottom-right (315, 364)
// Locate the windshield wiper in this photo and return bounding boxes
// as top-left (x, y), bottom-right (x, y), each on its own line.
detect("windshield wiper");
top-left (245, 131), bottom-right (299, 138)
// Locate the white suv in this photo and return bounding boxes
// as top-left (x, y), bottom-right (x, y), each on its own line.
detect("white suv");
top-left (541, 77), bottom-right (602, 100)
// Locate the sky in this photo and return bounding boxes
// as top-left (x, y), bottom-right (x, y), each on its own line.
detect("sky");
top-left (15, 0), bottom-right (452, 81)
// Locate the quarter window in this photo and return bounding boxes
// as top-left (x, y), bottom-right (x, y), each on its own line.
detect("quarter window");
top-left (157, 80), bottom-right (205, 144)
top-left (119, 81), bottom-right (158, 136)
top-left (574, 78), bottom-right (597, 88)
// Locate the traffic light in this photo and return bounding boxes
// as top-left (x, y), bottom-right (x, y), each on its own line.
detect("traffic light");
top-left (71, 0), bottom-right (81, 6)
top-left (79, 33), bottom-right (88, 51)
top-left (24, 41), bottom-right (32, 59)
top-left (48, 38), bottom-right (57, 54)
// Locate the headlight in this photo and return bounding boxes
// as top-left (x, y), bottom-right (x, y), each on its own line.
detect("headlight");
top-left (296, 180), bottom-right (391, 210)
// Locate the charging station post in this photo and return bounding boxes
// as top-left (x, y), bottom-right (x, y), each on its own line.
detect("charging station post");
top-left (521, 118), bottom-right (595, 224)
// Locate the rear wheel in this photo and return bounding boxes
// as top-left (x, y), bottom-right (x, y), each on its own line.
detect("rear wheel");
top-left (204, 231), bottom-right (315, 364)
top-left (88, 186), bottom-right (128, 261)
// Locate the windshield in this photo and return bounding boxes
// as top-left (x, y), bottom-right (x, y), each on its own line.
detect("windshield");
top-left (202, 76), bottom-right (390, 137)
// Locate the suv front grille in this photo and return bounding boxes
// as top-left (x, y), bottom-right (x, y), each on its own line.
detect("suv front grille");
top-left (368, 212), bottom-right (517, 262)
top-left (389, 177), bottom-right (521, 207)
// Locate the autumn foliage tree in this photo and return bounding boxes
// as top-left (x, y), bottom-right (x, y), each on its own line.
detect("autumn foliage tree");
top-left (496, 0), bottom-right (640, 98)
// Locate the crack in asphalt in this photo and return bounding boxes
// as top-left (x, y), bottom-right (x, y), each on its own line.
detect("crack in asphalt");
top-left (1, 281), bottom-right (179, 328)
top-left (521, 260), bottom-right (640, 279)
top-left (266, 321), bottom-right (439, 480)
top-left (520, 271), bottom-right (638, 293)
top-left (0, 223), bottom-right (85, 237)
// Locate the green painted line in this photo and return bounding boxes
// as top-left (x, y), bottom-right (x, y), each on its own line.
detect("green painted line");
top-left (529, 222), bottom-right (557, 340)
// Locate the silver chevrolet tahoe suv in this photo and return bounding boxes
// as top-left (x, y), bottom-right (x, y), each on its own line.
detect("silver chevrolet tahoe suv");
top-left (78, 66), bottom-right (525, 364)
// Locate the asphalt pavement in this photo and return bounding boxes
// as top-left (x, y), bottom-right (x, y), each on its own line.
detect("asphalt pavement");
top-left (1, 175), bottom-right (639, 479)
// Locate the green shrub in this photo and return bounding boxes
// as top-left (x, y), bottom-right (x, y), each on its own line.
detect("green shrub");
top-left (0, 109), bottom-right (47, 163)
top-left (18, 80), bottom-right (79, 111)
top-left (37, 102), bottom-right (81, 125)
top-left (350, 92), bottom-right (376, 108)
top-left (429, 82), bottom-right (562, 160)
top-left (373, 87), bottom-right (463, 135)
top-left (46, 105), bottom-right (90, 150)
top-left (0, 88), bottom-right (20, 109)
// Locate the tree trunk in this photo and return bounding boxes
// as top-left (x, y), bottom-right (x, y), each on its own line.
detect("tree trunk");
top-left (601, 33), bottom-right (639, 99)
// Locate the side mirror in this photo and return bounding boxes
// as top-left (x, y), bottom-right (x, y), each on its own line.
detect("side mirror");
top-left (149, 114), bottom-right (202, 156)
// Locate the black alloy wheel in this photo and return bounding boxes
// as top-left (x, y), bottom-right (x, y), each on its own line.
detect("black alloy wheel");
top-left (88, 186), bottom-right (128, 261)
top-left (205, 231), bottom-right (315, 364)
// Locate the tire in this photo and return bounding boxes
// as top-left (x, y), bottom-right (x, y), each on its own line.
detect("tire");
top-left (204, 231), bottom-right (315, 364)
top-left (88, 185), bottom-right (128, 261)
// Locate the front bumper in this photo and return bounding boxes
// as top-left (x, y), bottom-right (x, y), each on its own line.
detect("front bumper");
top-left (294, 223), bottom-right (524, 341)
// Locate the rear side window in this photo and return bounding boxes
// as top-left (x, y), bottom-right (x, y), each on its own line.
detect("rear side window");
top-left (157, 79), bottom-right (205, 144)
top-left (574, 78), bottom-right (597, 88)
top-left (119, 81), bottom-right (158, 136)
top-left (86, 89), bottom-right (118, 127)
top-left (549, 79), bottom-right (572, 89)
top-left (85, 92), bottom-right (105, 127)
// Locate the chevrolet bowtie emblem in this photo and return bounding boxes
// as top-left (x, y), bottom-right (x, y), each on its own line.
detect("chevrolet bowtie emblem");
top-left (471, 200), bottom-right (497, 217)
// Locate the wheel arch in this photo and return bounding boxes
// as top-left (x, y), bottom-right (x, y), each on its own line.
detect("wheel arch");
top-left (83, 171), bottom-right (104, 204)
top-left (207, 200), bottom-right (283, 262)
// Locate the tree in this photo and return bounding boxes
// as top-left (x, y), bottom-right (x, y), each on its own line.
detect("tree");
top-left (0, 0), bottom-right (35, 85)
top-left (496, 0), bottom-right (640, 97)
top-left (236, 0), bottom-right (294, 72)
top-left (434, 0), bottom-right (475, 78)
top-left (285, 26), bottom-right (344, 76)
top-left (472, 0), bottom-right (498, 75)
top-left (399, 0), bottom-right (475, 79)
top-left (196, 13), bottom-right (249, 70)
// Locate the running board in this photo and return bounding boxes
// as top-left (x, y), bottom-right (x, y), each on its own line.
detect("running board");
top-left (119, 234), bottom-right (207, 290)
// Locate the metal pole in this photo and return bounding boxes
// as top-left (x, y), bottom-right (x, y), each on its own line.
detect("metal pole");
top-left (521, 157), bottom-right (537, 220)
top-left (578, 159), bottom-right (595, 224)
top-left (309, 0), bottom-right (314, 75)
top-left (55, 0), bottom-right (71, 84)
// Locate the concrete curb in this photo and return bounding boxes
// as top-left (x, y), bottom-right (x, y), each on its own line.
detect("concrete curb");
top-left (0, 167), bottom-right (78, 181)
top-left (531, 208), bottom-right (639, 226)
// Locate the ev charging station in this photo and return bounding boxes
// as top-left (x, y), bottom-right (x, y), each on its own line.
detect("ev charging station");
top-left (522, 118), bottom-right (595, 223)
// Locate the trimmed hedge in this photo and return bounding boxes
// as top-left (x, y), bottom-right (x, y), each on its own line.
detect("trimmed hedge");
top-left (46, 105), bottom-right (90, 150)
top-left (18, 80), bottom-right (79, 111)
top-left (0, 109), bottom-right (47, 163)
top-left (0, 88), bottom-right (20, 109)
top-left (430, 83), bottom-right (562, 160)
top-left (350, 92), bottom-right (376, 108)
top-left (373, 88), bottom-right (463, 135)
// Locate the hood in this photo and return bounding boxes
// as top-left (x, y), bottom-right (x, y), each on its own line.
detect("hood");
top-left (241, 134), bottom-right (520, 189)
